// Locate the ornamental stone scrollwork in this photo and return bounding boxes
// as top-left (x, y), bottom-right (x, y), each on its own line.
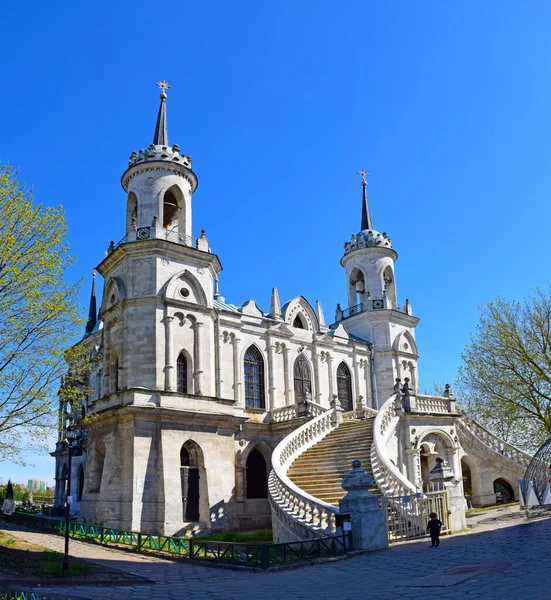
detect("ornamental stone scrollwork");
top-left (222, 331), bottom-right (235, 344)
top-left (320, 350), bottom-right (331, 363)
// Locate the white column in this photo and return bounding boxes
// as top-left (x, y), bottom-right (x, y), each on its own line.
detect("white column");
top-left (326, 353), bottom-right (334, 404)
top-left (233, 335), bottom-right (242, 405)
top-left (194, 321), bottom-right (204, 396)
top-left (283, 345), bottom-right (292, 405)
top-left (313, 346), bottom-right (322, 404)
top-left (164, 315), bottom-right (175, 391)
top-left (267, 338), bottom-right (275, 411)
top-left (352, 345), bottom-right (361, 405)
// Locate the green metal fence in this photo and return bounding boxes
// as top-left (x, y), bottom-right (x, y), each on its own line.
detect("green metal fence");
top-left (11, 512), bottom-right (351, 569)
top-left (0, 592), bottom-right (40, 600)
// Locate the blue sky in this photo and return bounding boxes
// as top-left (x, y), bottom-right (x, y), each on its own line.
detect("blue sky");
top-left (2, 1), bottom-right (551, 484)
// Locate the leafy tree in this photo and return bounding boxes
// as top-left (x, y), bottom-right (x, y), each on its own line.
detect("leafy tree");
top-left (458, 287), bottom-right (551, 451)
top-left (0, 165), bottom-right (86, 464)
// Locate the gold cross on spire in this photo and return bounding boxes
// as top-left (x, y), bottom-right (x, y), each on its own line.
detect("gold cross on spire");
top-left (357, 169), bottom-right (369, 187)
top-left (156, 80), bottom-right (172, 99)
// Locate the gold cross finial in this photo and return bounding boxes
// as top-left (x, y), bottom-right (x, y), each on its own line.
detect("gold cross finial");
top-left (358, 169), bottom-right (369, 187)
top-left (156, 80), bottom-right (172, 99)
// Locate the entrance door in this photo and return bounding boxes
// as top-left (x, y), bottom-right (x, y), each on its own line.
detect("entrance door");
top-left (294, 354), bottom-right (312, 402)
top-left (181, 467), bottom-right (200, 522)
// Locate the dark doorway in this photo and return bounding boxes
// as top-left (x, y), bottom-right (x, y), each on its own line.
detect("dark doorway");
top-left (294, 354), bottom-right (312, 402)
top-left (461, 459), bottom-right (473, 496)
top-left (494, 478), bottom-right (515, 504)
top-left (246, 449), bottom-right (268, 499)
top-left (181, 446), bottom-right (200, 521)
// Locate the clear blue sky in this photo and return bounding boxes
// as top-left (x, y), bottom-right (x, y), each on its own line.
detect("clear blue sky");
top-left (2, 0), bottom-right (551, 484)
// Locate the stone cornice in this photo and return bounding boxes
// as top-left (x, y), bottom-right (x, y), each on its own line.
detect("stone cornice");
top-left (121, 160), bottom-right (198, 193)
top-left (340, 245), bottom-right (398, 266)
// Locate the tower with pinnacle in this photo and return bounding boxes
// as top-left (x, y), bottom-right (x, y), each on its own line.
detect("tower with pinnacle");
top-left (338, 172), bottom-right (420, 403)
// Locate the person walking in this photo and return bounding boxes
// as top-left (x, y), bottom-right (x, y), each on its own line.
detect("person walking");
top-left (427, 512), bottom-right (442, 547)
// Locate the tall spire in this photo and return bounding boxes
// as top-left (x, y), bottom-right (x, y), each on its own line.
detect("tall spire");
top-left (85, 271), bottom-right (97, 335)
top-left (358, 169), bottom-right (373, 231)
top-left (153, 80), bottom-right (171, 146)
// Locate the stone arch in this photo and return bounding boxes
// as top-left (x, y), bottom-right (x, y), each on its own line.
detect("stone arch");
top-left (417, 430), bottom-right (456, 489)
top-left (236, 442), bottom-right (272, 529)
top-left (348, 266), bottom-right (367, 306)
top-left (393, 330), bottom-right (419, 357)
top-left (494, 477), bottom-right (516, 503)
top-left (126, 190), bottom-right (138, 231)
top-left (282, 296), bottom-right (319, 332)
top-left (88, 439), bottom-right (105, 493)
top-left (180, 440), bottom-right (207, 523)
top-left (160, 183), bottom-right (187, 233)
top-left (164, 269), bottom-right (208, 306)
top-left (101, 277), bottom-right (126, 314)
top-left (381, 264), bottom-right (396, 307)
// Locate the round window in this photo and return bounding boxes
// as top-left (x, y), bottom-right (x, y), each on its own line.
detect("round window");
top-left (180, 287), bottom-right (190, 298)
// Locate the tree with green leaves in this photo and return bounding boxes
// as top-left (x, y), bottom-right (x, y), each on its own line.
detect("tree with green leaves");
top-left (0, 165), bottom-right (86, 464)
top-left (458, 287), bottom-right (551, 452)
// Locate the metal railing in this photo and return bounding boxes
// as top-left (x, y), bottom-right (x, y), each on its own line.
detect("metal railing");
top-left (10, 512), bottom-right (350, 569)
top-left (0, 593), bottom-right (40, 600)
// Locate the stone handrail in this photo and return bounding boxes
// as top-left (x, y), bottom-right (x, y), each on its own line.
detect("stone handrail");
top-left (415, 394), bottom-right (453, 414)
top-left (343, 407), bottom-right (378, 420)
top-left (268, 408), bottom-right (340, 538)
top-left (456, 411), bottom-right (531, 468)
top-left (270, 401), bottom-right (327, 424)
top-left (370, 394), bottom-right (418, 497)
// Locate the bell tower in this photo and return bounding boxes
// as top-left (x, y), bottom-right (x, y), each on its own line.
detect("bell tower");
top-left (337, 171), bottom-right (420, 405)
top-left (95, 82), bottom-right (222, 398)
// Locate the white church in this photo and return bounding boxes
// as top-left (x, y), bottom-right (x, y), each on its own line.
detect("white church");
top-left (52, 85), bottom-right (529, 542)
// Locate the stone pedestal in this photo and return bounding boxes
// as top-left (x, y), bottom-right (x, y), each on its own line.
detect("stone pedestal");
top-left (429, 457), bottom-right (467, 532)
top-left (339, 460), bottom-right (388, 551)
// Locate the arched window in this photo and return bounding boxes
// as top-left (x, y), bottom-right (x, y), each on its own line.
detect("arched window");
top-left (126, 191), bottom-right (138, 230)
top-left (244, 346), bottom-right (265, 409)
top-left (163, 187), bottom-right (179, 229)
top-left (383, 265), bottom-right (396, 307)
top-left (294, 354), bottom-right (312, 403)
top-left (337, 362), bottom-right (353, 411)
top-left (246, 448), bottom-right (268, 499)
top-left (293, 315), bottom-right (305, 329)
top-left (177, 354), bottom-right (188, 394)
top-left (89, 440), bottom-right (105, 493)
top-left (77, 467), bottom-right (85, 501)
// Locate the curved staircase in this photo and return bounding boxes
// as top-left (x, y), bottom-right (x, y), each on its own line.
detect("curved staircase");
top-left (287, 419), bottom-right (378, 506)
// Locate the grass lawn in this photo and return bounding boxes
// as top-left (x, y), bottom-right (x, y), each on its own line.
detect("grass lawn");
top-left (196, 530), bottom-right (273, 543)
top-left (0, 530), bottom-right (141, 583)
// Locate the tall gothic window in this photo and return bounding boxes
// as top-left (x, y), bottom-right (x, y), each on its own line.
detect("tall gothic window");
top-left (177, 354), bottom-right (188, 394)
top-left (113, 356), bottom-right (119, 392)
top-left (294, 354), bottom-right (312, 402)
top-left (244, 346), bottom-right (265, 409)
top-left (337, 362), bottom-right (353, 412)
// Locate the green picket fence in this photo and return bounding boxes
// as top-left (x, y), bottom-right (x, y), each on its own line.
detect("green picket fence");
top-left (11, 512), bottom-right (351, 568)
top-left (0, 592), bottom-right (40, 600)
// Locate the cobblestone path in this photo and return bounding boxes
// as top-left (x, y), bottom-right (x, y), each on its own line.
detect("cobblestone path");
top-left (3, 507), bottom-right (550, 600)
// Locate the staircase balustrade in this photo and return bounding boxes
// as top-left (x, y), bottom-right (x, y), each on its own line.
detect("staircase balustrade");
top-left (270, 401), bottom-right (327, 423)
top-left (415, 394), bottom-right (453, 414)
top-left (456, 412), bottom-right (531, 468)
top-left (268, 408), bottom-right (340, 538)
top-left (343, 407), bottom-right (378, 420)
top-left (370, 394), bottom-right (418, 498)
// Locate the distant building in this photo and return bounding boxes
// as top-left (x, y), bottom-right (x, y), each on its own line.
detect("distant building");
top-left (28, 479), bottom-right (47, 492)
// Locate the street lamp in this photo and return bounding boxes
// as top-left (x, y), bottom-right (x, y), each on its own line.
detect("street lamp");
top-left (61, 424), bottom-right (82, 572)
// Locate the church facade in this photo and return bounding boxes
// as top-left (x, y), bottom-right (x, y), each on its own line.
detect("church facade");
top-left (53, 86), bottom-right (525, 538)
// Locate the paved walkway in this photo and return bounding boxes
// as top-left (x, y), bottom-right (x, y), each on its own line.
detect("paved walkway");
top-left (2, 507), bottom-right (550, 600)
